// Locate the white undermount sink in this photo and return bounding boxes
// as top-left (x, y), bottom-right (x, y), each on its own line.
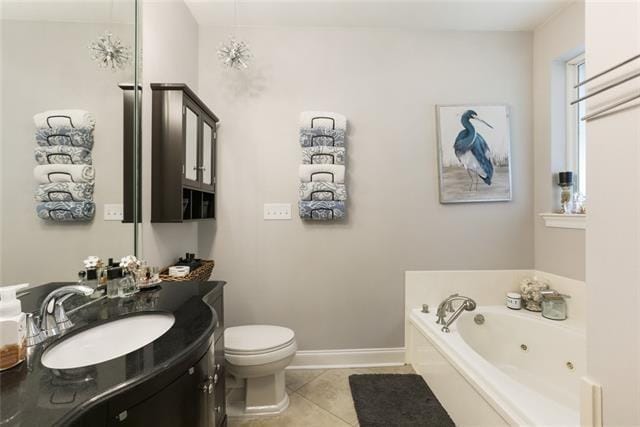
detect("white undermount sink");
top-left (42, 313), bottom-right (175, 369)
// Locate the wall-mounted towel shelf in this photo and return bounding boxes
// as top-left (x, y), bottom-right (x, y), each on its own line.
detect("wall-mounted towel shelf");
top-left (571, 53), bottom-right (640, 121)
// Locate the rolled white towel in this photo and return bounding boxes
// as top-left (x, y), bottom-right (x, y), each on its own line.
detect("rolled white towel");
top-left (299, 111), bottom-right (347, 131)
top-left (33, 110), bottom-right (95, 129)
top-left (34, 164), bottom-right (95, 183)
top-left (299, 164), bottom-right (345, 183)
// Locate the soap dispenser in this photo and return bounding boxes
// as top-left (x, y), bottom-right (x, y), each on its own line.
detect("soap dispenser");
top-left (0, 283), bottom-right (29, 371)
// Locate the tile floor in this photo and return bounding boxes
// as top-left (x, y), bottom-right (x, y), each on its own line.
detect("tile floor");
top-left (228, 365), bottom-right (416, 427)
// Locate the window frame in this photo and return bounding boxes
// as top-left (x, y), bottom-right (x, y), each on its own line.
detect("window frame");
top-left (565, 53), bottom-right (586, 195)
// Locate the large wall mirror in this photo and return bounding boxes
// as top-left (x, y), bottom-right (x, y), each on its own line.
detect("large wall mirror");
top-left (0, 0), bottom-right (142, 285)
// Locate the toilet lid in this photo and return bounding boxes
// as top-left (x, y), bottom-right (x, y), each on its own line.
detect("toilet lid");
top-left (225, 325), bottom-right (295, 354)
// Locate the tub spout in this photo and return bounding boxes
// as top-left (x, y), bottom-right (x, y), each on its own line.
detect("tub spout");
top-left (437, 296), bottom-right (476, 333)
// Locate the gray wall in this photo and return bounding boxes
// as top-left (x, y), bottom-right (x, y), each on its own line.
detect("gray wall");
top-left (197, 27), bottom-right (534, 350)
top-left (532, 2), bottom-right (585, 281)
top-left (139, 0), bottom-right (201, 269)
top-left (1, 20), bottom-right (134, 285)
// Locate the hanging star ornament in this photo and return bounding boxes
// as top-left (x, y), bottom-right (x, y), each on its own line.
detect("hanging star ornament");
top-left (217, 36), bottom-right (252, 70)
top-left (89, 31), bottom-right (131, 71)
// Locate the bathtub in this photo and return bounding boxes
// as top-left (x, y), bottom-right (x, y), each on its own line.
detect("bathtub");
top-left (408, 305), bottom-right (586, 426)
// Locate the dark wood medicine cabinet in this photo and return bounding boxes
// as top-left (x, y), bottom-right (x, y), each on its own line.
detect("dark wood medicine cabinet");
top-left (150, 83), bottom-right (219, 222)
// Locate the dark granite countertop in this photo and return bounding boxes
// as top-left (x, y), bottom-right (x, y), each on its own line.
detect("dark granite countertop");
top-left (0, 281), bottom-right (224, 426)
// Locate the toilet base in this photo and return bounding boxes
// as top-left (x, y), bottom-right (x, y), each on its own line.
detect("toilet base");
top-left (227, 392), bottom-right (289, 417)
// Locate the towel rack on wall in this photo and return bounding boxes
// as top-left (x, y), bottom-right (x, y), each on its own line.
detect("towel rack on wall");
top-left (571, 53), bottom-right (640, 121)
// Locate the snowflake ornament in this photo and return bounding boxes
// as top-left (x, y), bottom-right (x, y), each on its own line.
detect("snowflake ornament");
top-left (217, 36), bottom-right (252, 70)
top-left (89, 31), bottom-right (131, 71)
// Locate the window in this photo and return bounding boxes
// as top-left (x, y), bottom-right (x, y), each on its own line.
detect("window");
top-left (566, 53), bottom-right (586, 195)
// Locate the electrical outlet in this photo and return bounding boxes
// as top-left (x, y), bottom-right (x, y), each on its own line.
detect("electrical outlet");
top-left (104, 204), bottom-right (124, 221)
top-left (264, 203), bottom-right (292, 220)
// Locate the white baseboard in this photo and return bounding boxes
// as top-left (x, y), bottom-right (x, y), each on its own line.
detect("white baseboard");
top-left (288, 347), bottom-right (406, 370)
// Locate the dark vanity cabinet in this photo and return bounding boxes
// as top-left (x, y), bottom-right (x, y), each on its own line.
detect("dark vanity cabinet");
top-left (105, 289), bottom-right (226, 427)
top-left (151, 83), bottom-right (219, 222)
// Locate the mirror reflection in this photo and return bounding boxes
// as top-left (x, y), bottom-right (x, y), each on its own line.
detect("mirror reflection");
top-left (1, 0), bottom-right (140, 285)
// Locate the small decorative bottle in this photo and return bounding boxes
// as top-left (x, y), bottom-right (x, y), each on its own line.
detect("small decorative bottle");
top-left (118, 271), bottom-right (138, 298)
top-left (106, 267), bottom-right (121, 299)
top-left (558, 171), bottom-right (573, 214)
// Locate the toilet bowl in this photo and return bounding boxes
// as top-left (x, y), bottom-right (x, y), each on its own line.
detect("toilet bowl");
top-left (225, 325), bottom-right (297, 416)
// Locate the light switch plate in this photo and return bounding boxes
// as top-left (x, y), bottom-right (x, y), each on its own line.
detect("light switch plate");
top-left (264, 203), bottom-right (292, 220)
top-left (104, 204), bottom-right (124, 221)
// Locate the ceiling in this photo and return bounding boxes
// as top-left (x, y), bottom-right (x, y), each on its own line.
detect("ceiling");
top-left (184, 0), bottom-right (574, 31)
top-left (0, 0), bottom-right (136, 24)
top-left (0, 0), bottom-right (573, 31)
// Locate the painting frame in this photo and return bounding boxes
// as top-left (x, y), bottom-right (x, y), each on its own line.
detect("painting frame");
top-left (436, 104), bottom-right (513, 204)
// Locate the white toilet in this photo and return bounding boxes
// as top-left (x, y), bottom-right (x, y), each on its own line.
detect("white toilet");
top-left (224, 325), bottom-right (297, 416)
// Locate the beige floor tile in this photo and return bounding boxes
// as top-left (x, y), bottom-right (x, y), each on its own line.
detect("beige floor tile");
top-left (285, 369), bottom-right (326, 392)
top-left (228, 392), bottom-right (351, 427)
top-left (296, 368), bottom-right (368, 425)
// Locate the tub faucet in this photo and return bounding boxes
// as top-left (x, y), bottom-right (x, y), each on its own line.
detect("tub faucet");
top-left (436, 295), bottom-right (477, 333)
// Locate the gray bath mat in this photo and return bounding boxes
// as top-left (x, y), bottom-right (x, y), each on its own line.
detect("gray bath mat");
top-left (348, 374), bottom-right (455, 427)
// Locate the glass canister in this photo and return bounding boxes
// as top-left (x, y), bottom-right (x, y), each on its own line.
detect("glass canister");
top-left (558, 171), bottom-right (573, 214)
top-left (118, 272), bottom-right (138, 298)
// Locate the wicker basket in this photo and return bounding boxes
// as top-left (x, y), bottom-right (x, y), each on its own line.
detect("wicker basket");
top-left (160, 260), bottom-right (215, 282)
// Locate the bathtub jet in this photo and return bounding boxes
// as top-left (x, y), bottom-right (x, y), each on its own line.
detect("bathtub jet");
top-left (436, 295), bottom-right (477, 333)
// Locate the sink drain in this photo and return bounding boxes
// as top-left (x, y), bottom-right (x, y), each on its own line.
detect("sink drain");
top-left (566, 361), bottom-right (574, 370)
top-left (520, 344), bottom-right (528, 352)
top-left (474, 314), bottom-right (485, 325)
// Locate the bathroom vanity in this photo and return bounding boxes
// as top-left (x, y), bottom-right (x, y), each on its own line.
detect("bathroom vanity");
top-left (0, 281), bottom-right (226, 427)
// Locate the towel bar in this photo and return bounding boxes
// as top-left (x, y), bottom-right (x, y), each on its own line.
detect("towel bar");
top-left (575, 53), bottom-right (640, 88)
top-left (582, 91), bottom-right (640, 121)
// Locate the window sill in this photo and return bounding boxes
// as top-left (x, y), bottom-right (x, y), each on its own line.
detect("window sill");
top-left (539, 213), bottom-right (586, 230)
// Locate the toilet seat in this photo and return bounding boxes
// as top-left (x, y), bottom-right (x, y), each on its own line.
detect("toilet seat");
top-left (225, 325), bottom-right (297, 366)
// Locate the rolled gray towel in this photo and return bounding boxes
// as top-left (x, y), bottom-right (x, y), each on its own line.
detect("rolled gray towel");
top-left (299, 128), bottom-right (345, 147)
top-left (299, 164), bottom-right (345, 183)
top-left (299, 111), bottom-right (347, 131)
top-left (35, 146), bottom-right (92, 165)
top-left (35, 183), bottom-right (94, 202)
top-left (34, 164), bottom-right (95, 183)
top-left (302, 146), bottom-right (345, 165)
top-left (33, 110), bottom-right (95, 130)
top-left (299, 201), bottom-right (346, 221)
top-left (299, 182), bottom-right (347, 201)
top-left (35, 127), bottom-right (94, 149)
top-left (36, 201), bottom-right (95, 221)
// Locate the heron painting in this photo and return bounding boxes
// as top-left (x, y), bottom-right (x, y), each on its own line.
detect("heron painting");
top-left (436, 104), bottom-right (512, 203)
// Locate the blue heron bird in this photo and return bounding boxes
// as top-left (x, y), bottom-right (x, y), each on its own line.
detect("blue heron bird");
top-left (454, 110), bottom-right (494, 191)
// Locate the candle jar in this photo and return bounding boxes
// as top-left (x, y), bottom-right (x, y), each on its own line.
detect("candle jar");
top-left (560, 184), bottom-right (573, 214)
top-left (558, 171), bottom-right (574, 214)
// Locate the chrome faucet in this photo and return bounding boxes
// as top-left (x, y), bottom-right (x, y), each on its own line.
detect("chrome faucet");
top-left (436, 295), bottom-right (477, 333)
top-left (26, 285), bottom-right (94, 346)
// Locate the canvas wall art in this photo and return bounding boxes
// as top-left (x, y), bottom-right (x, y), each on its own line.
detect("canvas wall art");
top-left (436, 104), bottom-right (512, 203)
